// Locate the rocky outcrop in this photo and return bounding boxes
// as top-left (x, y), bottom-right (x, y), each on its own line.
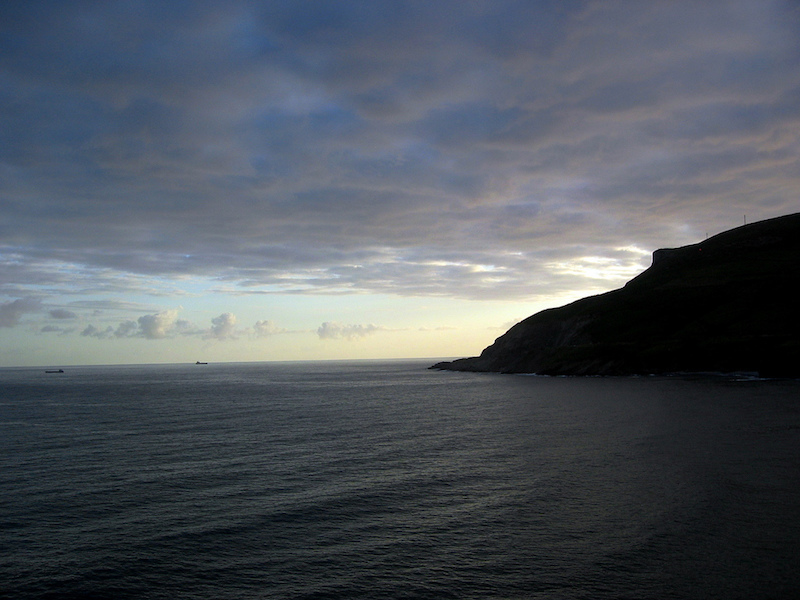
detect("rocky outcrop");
top-left (431, 213), bottom-right (800, 376)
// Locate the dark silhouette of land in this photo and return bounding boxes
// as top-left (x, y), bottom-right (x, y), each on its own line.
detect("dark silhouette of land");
top-left (432, 213), bottom-right (800, 377)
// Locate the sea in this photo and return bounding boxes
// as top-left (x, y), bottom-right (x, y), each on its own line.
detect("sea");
top-left (1, 360), bottom-right (799, 599)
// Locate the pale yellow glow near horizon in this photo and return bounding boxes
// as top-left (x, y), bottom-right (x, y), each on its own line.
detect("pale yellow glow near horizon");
top-left (2, 290), bottom-right (601, 368)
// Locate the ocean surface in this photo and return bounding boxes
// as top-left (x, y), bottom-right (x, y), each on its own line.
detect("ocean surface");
top-left (1, 360), bottom-right (799, 599)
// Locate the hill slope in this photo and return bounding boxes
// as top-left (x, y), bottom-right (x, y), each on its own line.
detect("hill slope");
top-left (432, 213), bottom-right (800, 376)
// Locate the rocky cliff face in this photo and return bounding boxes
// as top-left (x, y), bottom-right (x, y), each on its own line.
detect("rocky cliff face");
top-left (432, 213), bottom-right (800, 376)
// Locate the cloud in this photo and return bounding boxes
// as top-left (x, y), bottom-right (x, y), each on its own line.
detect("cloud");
top-left (65, 300), bottom-right (159, 313)
top-left (71, 309), bottom-right (248, 341)
top-left (81, 324), bottom-right (114, 339)
top-left (114, 320), bottom-right (138, 338)
top-left (0, 0), bottom-right (798, 309)
top-left (317, 321), bottom-right (383, 341)
top-left (206, 312), bottom-right (238, 340)
top-left (253, 319), bottom-right (287, 337)
top-left (137, 310), bottom-right (180, 339)
top-left (0, 298), bottom-right (41, 327)
top-left (49, 309), bottom-right (78, 319)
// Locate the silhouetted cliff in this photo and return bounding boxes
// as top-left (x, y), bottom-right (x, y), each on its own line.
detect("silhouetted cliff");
top-left (431, 213), bottom-right (800, 376)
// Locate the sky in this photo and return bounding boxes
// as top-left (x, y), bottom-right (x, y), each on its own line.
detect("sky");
top-left (2, 0), bottom-right (799, 367)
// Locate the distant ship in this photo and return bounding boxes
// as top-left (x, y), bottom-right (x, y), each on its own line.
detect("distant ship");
top-left (45, 369), bottom-right (64, 373)
top-left (195, 361), bottom-right (207, 365)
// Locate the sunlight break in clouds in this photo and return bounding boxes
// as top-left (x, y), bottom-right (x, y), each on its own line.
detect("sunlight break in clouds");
top-left (545, 247), bottom-right (652, 281)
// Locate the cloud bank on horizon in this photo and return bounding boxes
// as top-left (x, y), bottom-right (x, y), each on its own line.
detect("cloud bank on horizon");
top-left (1, 0), bottom-right (799, 363)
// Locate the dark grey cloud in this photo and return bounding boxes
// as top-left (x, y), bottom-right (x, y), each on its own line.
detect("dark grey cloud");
top-left (49, 309), bottom-right (78, 319)
top-left (114, 320), bottom-right (138, 338)
top-left (0, 298), bottom-right (41, 327)
top-left (81, 324), bottom-right (114, 339)
top-left (66, 300), bottom-right (159, 312)
top-left (2, 1), bottom-right (799, 304)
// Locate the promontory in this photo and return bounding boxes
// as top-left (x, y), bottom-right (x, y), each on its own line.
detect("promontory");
top-left (431, 212), bottom-right (800, 377)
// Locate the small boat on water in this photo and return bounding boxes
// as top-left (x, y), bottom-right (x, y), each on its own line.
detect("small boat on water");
top-left (195, 361), bottom-right (207, 365)
top-left (45, 369), bottom-right (64, 373)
